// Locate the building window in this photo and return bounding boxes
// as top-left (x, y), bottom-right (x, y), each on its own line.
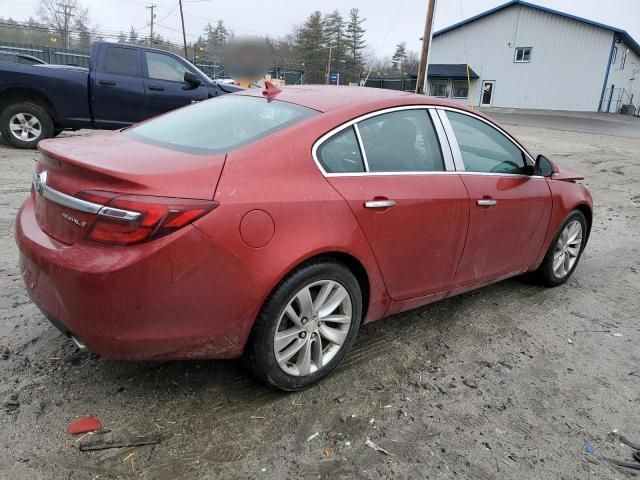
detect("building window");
top-left (430, 79), bottom-right (447, 97)
top-left (452, 80), bottom-right (469, 99)
top-left (621, 49), bottom-right (627, 69)
top-left (514, 47), bottom-right (532, 63)
top-left (611, 46), bottom-right (618, 64)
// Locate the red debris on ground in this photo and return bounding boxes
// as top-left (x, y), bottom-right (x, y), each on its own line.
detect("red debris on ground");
top-left (67, 417), bottom-right (102, 435)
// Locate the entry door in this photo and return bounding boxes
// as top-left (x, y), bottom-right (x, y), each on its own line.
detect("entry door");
top-left (316, 108), bottom-right (470, 300)
top-left (142, 50), bottom-right (209, 118)
top-left (480, 81), bottom-right (495, 106)
top-left (441, 109), bottom-right (552, 287)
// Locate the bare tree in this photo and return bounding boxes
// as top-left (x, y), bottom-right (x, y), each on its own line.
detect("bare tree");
top-left (36, 0), bottom-right (89, 49)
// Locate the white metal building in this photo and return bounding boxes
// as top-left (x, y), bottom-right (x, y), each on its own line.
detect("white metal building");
top-left (427, 0), bottom-right (640, 113)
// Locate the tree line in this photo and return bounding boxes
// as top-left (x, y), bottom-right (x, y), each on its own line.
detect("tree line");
top-left (0, 0), bottom-right (421, 84)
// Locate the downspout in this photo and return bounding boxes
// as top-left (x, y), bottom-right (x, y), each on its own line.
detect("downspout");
top-left (598, 34), bottom-right (617, 112)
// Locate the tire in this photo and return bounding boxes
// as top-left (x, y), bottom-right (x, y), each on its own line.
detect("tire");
top-left (537, 210), bottom-right (587, 287)
top-left (0, 102), bottom-right (54, 149)
top-left (245, 260), bottom-right (363, 391)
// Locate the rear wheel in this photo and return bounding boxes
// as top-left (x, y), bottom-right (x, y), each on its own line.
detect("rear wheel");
top-left (537, 210), bottom-right (587, 287)
top-left (0, 102), bottom-right (54, 149)
top-left (245, 261), bottom-right (362, 391)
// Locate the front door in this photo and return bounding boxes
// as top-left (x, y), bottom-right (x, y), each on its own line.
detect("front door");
top-left (442, 109), bottom-right (552, 287)
top-left (142, 50), bottom-right (209, 118)
top-left (480, 81), bottom-right (495, 106)
top-left (317, 108), bottom-right (470, 300)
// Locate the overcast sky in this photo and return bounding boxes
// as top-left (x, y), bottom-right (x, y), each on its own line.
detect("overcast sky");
top-left (3, 0), bottom-right (640, 57)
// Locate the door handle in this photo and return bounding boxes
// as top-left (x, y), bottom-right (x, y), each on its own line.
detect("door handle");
top-left (364, 199), bottom-right (396, 209)
top-left (99, 80), bottom-right (116, 86)
top-left (148, 85), bottom-right (165, 91)
top-left (476, 199), bottom-right (497, 207)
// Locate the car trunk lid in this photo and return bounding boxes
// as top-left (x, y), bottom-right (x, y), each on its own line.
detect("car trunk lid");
top-left (34, 132), bottom-right (226, 245)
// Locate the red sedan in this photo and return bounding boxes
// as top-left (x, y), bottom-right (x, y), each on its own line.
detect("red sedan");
top-left (16, 85), bottom-right (592, 390)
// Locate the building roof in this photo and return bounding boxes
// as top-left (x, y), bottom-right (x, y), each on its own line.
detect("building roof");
top-left (433, 0), bottom-right (640, 58)
top-left (427, 64), bottom-right (478, 79)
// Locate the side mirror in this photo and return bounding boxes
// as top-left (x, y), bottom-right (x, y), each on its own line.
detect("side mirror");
top-left (535, 154), bottom-right (555, 177)
top-left (184, 71), bottom-right (202, 87)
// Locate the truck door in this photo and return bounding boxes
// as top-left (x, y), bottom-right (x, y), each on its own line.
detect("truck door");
top-left (91, 45), bottom-right (146, 128)
top-left (142, 50), bottom-right (209, 118)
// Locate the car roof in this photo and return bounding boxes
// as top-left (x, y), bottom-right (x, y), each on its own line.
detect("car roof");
top-left (236, 84), bottom-right (470, 113)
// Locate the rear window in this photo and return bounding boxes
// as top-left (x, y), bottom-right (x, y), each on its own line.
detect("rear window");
top-left (124, 95), bottom-right (317, 154)
top-left (105, 47), bottom-right (138, 76)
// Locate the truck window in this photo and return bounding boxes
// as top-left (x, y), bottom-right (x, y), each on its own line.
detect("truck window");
top-left (105, 47), bottom-right (138, 76)
top-left (145, 51), bottom-right (189, 83)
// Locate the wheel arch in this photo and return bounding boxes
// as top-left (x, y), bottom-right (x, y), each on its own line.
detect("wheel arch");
top-left (0, 88), bottom-right (58, 123)
top-left (574, 203), bottom-right (592, 241)
top-left (272, 250), bottom-right (372, 322)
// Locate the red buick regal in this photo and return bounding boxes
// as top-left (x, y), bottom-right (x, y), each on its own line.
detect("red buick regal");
top-left (16, 85), bottom-right (592, 390)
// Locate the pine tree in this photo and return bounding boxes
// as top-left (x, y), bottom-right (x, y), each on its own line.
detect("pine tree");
top-left (324, 10), bottom-right (346, 84)
top-left (345, 8), bottom-right (366, 84)
top-left (117, 31), bottom-right (126, 43)
top-left (76, 20), bottom-right (91, 50)
top-left (295, 11), bottom-right (327, 84)
top-left (391, 41), bottom-right (407, 71)
top-left (128, 26), bottom-right (138, 44)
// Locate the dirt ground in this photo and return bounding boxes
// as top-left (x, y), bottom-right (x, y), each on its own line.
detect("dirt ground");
top-left (1, 116), bottom-right (639, 480)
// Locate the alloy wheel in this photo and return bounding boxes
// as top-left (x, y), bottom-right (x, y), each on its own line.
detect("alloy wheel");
top-left (552, 219), bottom-right (583, 278)
top-left (274, 280), bottom-right (352, 377)
top-left (9, 113), bottom-right (42, 142)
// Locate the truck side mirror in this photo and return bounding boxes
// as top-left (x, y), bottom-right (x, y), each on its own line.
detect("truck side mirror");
top-left (184, 71), bottom-right (201, 87)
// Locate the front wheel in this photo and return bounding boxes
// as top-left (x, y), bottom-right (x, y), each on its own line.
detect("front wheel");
top-left (245, 261), bottom-right (362, 391)
top-left (537, 210), bottom-right (587, 287)
top-left (0, 102), bottom-right (54, 149)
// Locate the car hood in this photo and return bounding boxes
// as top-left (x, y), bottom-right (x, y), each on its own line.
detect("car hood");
top-left (551, 164), bottom-right (585, 182)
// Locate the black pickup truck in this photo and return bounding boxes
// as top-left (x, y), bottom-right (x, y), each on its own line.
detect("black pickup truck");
top-left (0, 42), bottom-right (240, 148)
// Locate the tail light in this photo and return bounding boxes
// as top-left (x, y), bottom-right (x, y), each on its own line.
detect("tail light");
top-left (77, 191), bottom-right (218, 246)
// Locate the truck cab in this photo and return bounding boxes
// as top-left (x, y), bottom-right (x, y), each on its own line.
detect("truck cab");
top-left (0, 42), bottom-right (240, 148)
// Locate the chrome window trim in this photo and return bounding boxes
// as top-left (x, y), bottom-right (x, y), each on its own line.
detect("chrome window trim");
top-left (352, 124), bottom-right (370, 172)
top-left (436, 106), bottom-right (535, 165)
top-left (428, 109), bottom-right (455, 171)
top-left (322, 170), bottom-right (545, 179)
top-left (33, 170), bottom-right (142, 220)
top-left (436, 109), bottom-right (465, 171)
top-left (312, 105), bottom-right (453, 177)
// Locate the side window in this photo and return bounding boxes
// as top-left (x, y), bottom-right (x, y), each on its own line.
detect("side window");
top-left (317, 127), bottom-right (365, 173)
top-left (358, 110), bottom-right (444, 172)
top-left (446, 111), bottom-right (526, 174)
top-left (105, 47), bottom-right (138, 76)
top-left (430, 79), bottom-right (447, 97)
top-left (146, 51), bottom-right (189, 82)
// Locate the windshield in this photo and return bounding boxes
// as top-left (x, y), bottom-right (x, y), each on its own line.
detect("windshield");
top-left (124, 95), bottom-right (317, 154)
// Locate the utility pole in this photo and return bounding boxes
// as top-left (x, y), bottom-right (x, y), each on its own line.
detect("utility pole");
top-left (146, 4), bottom-right (156, 46)
top-left (415, 0), bottom-right (437, 94)
top-left (55, 3), bottom-right (75, 49)
top-left (326, 44), bottom-right (332, 85)
top-left (178, 0), bottom-right (188, 59)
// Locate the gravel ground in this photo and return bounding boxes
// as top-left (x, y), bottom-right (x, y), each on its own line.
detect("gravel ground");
top-left (0, 119), bottom-right (639, 480)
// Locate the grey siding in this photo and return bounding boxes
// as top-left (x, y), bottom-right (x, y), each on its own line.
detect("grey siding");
top-left (602, 40), bottom-right (640, 112)
top-left (430, 4), bottom-right (613, 111)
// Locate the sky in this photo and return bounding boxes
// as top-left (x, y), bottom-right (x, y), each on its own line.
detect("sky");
top-left (2, 0), bottom-right (640, 58)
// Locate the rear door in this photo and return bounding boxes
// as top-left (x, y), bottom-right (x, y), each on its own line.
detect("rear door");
top-left (142, 50), bottom-right (209, 118)
top-left (317, 107), bottom-right (470, 301)
top-left (91, 45), bottom-right (146, 128)
top-left (439, 109), bottom-right (552, 287)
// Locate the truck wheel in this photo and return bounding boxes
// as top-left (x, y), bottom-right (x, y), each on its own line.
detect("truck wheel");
top-left (0, 102), bottom-right (54, 149)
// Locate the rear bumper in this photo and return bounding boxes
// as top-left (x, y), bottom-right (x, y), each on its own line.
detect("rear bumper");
top-left (16, 196), bottom-right (268, 360)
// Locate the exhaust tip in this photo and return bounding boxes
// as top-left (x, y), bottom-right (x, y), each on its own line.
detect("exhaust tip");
top-left (71, 335), bottom-right (87, 350)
